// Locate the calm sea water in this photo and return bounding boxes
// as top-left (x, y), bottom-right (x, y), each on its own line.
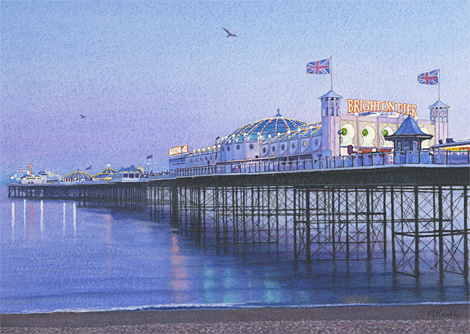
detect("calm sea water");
top-left (1, 186), bottom-right (468, 314)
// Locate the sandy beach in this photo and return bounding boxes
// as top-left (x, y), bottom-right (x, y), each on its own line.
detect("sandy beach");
top-left (1, 304), bottom-right (469, 333)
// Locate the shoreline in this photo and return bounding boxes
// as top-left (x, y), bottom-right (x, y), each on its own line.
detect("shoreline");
top-left (2, 304), bottom-right (469, 328)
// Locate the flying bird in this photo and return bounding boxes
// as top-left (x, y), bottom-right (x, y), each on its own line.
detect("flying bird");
top-left (223, 28), bottom-right (237, 37)
top-left (80, 114), bottom-right (86, 119)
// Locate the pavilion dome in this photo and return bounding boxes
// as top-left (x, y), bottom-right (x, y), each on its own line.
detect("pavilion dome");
top-left (225, 109), bottom-right (307, 141)
top-left (60, 170), bottom-right (92, 182)
top-left (92, 165), bottom-right (117, 180)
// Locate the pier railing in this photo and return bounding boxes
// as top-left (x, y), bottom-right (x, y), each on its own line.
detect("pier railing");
top-left (170, 149), bottom-right (469, 178)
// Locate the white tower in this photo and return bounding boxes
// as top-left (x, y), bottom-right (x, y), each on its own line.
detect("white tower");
top-left (320, 91), bottom-right (342, 157)
top-left (429, 101), bottom-right (450, 145)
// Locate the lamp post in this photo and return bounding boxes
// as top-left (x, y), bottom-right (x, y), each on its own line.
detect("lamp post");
top-left (337, 129), bottom-right (343, 157)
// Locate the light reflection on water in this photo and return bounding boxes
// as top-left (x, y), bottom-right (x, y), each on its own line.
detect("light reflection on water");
top-left (0, 189), bottom-right (469, 314)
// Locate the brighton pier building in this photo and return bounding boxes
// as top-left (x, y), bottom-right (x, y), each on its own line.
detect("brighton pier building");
top-left (169, 90), bottom-right (450, 172)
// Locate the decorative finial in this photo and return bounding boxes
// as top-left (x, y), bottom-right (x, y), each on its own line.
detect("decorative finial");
top-left (275, 108), bottom-right (282, 117)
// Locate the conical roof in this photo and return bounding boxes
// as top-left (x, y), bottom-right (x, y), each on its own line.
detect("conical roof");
top-left (60, 170), bottom-right (91, 182)
top-left (428, 100), bottom-right (450, 109)
top-left (384, 116), bottom-right (433, 139)
top-left (319, 90), bottom-right (342, 99)
top-left (92, 165), bottom-right (117, 180)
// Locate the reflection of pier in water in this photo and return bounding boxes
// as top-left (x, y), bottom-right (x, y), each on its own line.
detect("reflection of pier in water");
top-left (7, 166), bottom-right (469, 278)
top-left (149, 184), bottom-right (468, 278)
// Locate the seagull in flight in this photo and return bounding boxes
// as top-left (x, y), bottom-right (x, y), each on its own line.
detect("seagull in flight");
top-left (223, 28), bottom-right (237, 37)
top-left (80, 114), bottom-right (86, 119)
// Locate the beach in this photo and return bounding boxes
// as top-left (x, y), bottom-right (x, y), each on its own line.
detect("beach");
top-left (2, 304), bottom-right (469, 333)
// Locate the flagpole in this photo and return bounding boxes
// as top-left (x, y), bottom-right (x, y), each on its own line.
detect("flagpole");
top-left (438, 69), bottom-right (440, 101)
top-left (330, 56), bottom-right (333, 91)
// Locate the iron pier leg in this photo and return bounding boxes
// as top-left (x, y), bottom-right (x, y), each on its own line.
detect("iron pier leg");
top-left (464, 185), bottom-right (468, 279)
top-left (391, 187), bottom-right (396, 271)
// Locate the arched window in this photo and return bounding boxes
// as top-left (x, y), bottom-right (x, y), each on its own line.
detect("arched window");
top-left (413, 140), bottom-right (419, 151)
top-left (403, 140), bottom-right (410, 151)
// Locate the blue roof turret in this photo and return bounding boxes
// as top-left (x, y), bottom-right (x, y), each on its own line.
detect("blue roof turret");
top-left (319, 90), bottom-right (342, 99)
top-left (428, 101), bottom-right (450, 109)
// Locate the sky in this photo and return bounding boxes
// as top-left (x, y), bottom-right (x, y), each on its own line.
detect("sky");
top-left (1, 0), bottom-right (469, 178)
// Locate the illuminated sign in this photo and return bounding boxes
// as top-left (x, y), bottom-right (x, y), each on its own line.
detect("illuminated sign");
top-left (169, 145), bottom-right (188, 157)
top-left (347, 99), bottom-right (417, 117)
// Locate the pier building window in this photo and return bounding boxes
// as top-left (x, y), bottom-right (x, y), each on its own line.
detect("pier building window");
top-left (281, 144), bottom-right (285, 151)
top-left (403, 140), bottom-right (410, 151)
top-left (123, 173), bottom-right (128, 178)
top-left (263, 147), bottom-right (267, 153)
top-left (272, 146), bottom-right (276, 152)
top-left (236, 144), bottom-right (240, 150)
top-left (249, 144), bottom-right (254, 149)
top-left (292, 142), bottom-right (296, 148)
top-left (129, 174), bottom-right (134, 178)
top-left (303, 141), bottom-right (306, 147)
top-left (227, 146), bottom-right (230, 151)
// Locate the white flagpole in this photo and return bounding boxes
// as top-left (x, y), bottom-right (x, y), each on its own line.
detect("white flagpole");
top-left (330, 56), bottom-right (333, 91)
top-left (438, 69), bottom-right (441, 101)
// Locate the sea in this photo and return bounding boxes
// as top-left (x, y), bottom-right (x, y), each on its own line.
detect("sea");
top-left (1, 186), bottom-right (468, 314)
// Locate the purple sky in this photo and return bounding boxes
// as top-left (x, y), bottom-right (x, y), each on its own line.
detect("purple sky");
top-left (1, 1), bottom-right (469, 178)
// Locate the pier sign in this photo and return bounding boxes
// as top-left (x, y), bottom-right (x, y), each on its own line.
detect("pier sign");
top-left (347, 99), bottom-right (417, 117)
top-left (169, 144), bottom-right (189, 157)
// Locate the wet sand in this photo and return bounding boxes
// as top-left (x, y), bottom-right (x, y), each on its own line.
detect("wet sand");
top-left (1, 304), bottom-right (469, 333)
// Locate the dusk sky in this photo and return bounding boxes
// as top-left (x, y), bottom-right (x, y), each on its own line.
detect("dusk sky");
top-left (1, 0), bottom-right (469, 177)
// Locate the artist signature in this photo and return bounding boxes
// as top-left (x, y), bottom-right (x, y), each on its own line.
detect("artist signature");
top-left (427, 309), bottom-right (460, 318)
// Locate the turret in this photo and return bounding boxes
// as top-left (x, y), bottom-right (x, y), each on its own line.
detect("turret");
top-left (429, 101), bottom-right (449, 145)
top-left (320, 90), bottom-right (342, 156)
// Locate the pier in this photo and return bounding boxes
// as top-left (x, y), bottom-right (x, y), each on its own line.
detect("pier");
top-left (7, 162), bottom-right (470, 279)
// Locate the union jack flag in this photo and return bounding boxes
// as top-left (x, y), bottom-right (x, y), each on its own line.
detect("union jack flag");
top-left (85, 165), bottom-right (92, 170)
top-left (418, 70), bottom-right (439, 85)
top-left (307, 59), bottom-right (330, 74)
top-left (147, 154), bottom-right (153, 159)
